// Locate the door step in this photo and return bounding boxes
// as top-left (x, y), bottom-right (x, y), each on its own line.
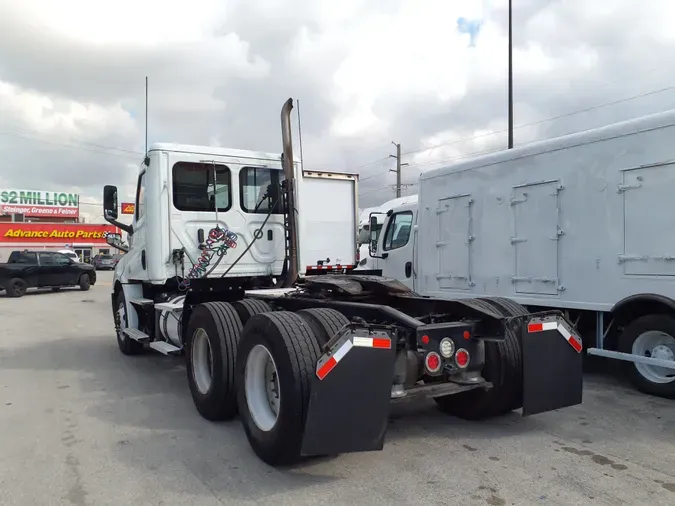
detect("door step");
top-left (149, 341), bottom-right (182, 355)
top-left (122, 327), bottom-right (150, 343)
top-left (154, 301), bottom-right (184, 312)
top-left (129, 298), bottom-right (154, 306)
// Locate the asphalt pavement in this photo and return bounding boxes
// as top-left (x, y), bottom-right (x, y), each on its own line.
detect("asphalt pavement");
top-left (1, 271), bottom-right (675, 506)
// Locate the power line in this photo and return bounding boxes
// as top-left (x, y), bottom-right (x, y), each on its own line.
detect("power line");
top-left (401, 85), bottom-right (675, 158)
top-left (352, 155), bottom-right (393, 172)
top-left (354, 84), bottom-right (675, 191)
top-left (0, 123), bottom-right (144, 158)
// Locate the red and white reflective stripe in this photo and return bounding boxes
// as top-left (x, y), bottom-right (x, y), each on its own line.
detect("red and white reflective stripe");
top-left (555, 322), bottom-right (583, 353)
top-left (528, 318), bottom-right (583, 353)
top-left (527, 321), bottom-right (558, 333)
top-left (306, 264), bottom-right (355, 271)
top-left (317, 340), bottom-right (353, 380)
top-left (352, 336), bottom-right (391, 349)
top-left (316, 334), bottom-right (392, 380)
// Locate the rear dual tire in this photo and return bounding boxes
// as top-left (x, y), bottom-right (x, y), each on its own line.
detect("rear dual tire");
top-left (185, 302), bottom-right (243, 421)
top-left (185, 300), bottom-right (335, 465)
top-left (236, 311), bottom-right (322, 466)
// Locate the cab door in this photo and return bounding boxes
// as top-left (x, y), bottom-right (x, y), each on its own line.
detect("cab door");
top-left (37, 252), bottom-right (62, 286)
top-left (379, 210), bottom-right (416, 289)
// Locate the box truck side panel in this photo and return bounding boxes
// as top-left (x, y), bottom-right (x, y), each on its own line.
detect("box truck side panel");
top-left (417, 111), bottom-right (675, 311)
top-left (297, 172), bottom-right (357, 271)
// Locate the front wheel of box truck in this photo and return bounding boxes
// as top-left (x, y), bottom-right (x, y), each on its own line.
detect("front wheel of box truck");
top-left (618, 314), bottom-right (675, 399)
top-left (236, 311), bottom-right (321, 466)
top-left (185, 302), bottom-right (243, 421)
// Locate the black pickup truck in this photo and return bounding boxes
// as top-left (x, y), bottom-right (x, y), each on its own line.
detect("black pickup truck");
top-left (0, 250), bottom-right (97, 297)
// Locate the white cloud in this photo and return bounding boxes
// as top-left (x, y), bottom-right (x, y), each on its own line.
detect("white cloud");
top-left (1, 0), bottom-right (675, 210)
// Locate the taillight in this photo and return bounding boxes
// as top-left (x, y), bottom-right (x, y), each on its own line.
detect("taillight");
top-left (455, 348), bottom-right (469, 368)
top-left (356, 249), bottom-right (360, 262)
top-left (425, 352), bottom-right (442, 373)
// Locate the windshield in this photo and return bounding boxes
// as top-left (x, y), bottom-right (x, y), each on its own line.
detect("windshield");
top-left (99, 255), bottom-right (113, 260)
top-left (63, 252), bottom-right (77, 258)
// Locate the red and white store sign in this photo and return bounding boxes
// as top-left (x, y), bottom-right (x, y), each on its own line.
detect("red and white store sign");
top-left (0, 223), bottom-right (119, 244)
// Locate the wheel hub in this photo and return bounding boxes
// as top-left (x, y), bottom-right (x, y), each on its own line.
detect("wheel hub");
top-left (192, 328), bottom-right (213, 395)
top-left (650, 344), bottom-right (675, 362)
top-left (632, 330), bottom-right (675, 384)
top-left (245, 344), bottom-right (281, 432)
top-left (116, 303), bottom-right (126, 340)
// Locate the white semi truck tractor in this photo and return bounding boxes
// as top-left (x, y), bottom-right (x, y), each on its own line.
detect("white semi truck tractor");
top-left (102, 98), bottom-right (584, 466)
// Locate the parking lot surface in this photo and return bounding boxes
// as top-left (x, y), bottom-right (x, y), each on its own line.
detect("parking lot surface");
top-left (1, 271), bottom-right (675, 506)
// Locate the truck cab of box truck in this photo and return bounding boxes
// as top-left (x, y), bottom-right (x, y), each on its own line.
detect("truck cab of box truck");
top-left (368, 196), bottom-right (419, 291)
top-left (103, 143), bottom-right (358, 287)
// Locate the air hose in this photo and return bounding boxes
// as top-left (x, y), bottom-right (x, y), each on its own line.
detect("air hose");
top-left (177, 189), bottom-right (280, 289)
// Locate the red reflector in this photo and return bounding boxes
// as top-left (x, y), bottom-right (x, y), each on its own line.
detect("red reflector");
top-left (317, 356), bottom-right (337, 380)
top-left (425, 352), bottom-right (441, 373)
top-left (528, 323), bottom-right (543, 333)
top-left (463, 330), bottom-right (470, 340)
top-left (421, 335), bottom-right (430, 345)
top-left (372, 338), bottom-right (391, 349)
top-left (455, 349), bottom-right (469, 368)
top-left (568, 336), bottom-right (583, 353)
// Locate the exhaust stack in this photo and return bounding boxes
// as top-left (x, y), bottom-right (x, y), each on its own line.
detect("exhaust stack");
top-left (280, 98), bottom-right (300, 287)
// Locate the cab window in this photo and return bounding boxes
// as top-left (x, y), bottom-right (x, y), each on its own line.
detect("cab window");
top-left (173, 162), bottom-right (232, 212)
top-left (239, 167), bottom-right (285, 214)
top-left (382, 211), bottom-right (413, 251)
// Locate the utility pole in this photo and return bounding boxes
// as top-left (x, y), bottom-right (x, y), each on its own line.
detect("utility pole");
top-left (389, 142), bottom-right (409, 198)
top-left (507, 0), bottom-right (514, 149)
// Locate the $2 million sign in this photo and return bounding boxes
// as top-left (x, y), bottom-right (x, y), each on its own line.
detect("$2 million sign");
top-left (0, 189), bottom-right (80, 218)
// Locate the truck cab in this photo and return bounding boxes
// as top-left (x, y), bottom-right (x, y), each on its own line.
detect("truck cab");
top-left (367, 196), bottom-right (418, 290)
top-left (105, 143), bottom-right (358, 288)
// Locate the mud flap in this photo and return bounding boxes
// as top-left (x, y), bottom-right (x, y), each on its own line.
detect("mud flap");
top-left (301, 326), bottom-right (397, 457)
top-left (521, 312), bottom-right (584, 416)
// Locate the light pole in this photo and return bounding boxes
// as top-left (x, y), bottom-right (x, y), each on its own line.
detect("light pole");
top-left (508, 0), bottom-right (514, 149)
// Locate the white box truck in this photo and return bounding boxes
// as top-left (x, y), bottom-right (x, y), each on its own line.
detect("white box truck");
top-left (367, 108), bottom-right (675, 398)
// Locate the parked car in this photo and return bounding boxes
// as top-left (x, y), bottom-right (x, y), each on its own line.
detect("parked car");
top-left (93, 254), bottom-right (115, 270)
top-left (0, 250), bottom-right (96, 297)
top-left (111, 253), bottom-right (125, 267)
top-left (58, 249), bottom-right (80, 262)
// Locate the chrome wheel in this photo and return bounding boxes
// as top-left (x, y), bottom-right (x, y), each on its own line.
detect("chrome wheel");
top-left (116, 301), bottom-right (127, 343)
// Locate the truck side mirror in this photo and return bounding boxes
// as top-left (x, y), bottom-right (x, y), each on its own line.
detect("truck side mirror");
top-left (369, 216), bottom-right (378, 242)
top-left (103, 185), bottom-right (119, 220)
top-left (369, 215), bottom-right (378, 254)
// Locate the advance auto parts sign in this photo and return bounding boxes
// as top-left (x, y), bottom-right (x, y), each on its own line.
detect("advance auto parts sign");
top-left (0, 189), bottom-right (79, 218)
top-left (0, 224), bottom-right (120, 244)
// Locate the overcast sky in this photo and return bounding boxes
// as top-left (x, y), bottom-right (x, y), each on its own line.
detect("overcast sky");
top-left (1, 0), bottom-right (675, 223)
